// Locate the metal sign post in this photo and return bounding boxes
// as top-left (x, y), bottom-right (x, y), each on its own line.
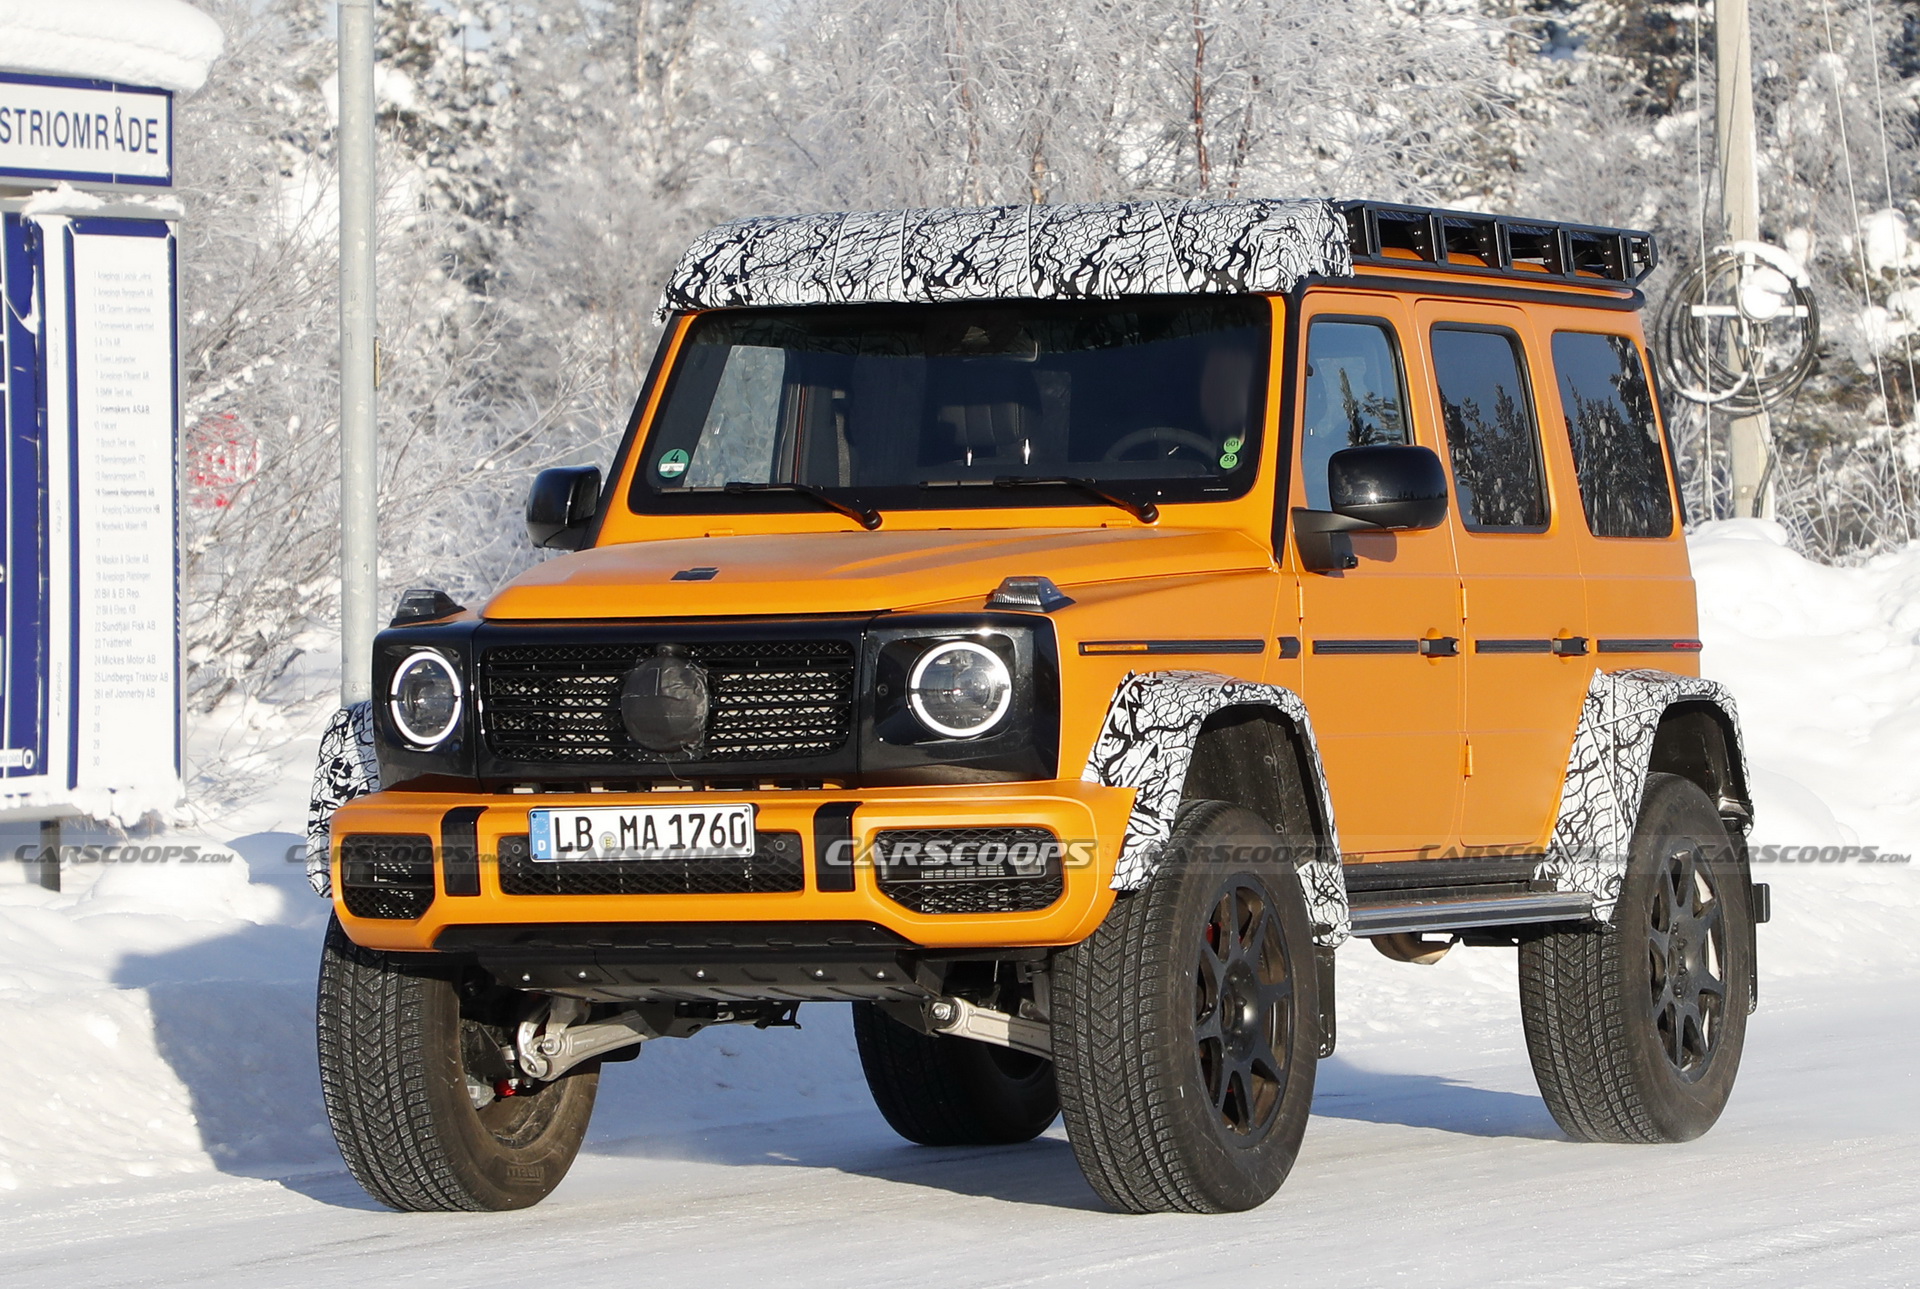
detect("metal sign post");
top-left (338, 0), bottom-right (379, 709)
top-left (1716, 0), bottom-right (1772, 519)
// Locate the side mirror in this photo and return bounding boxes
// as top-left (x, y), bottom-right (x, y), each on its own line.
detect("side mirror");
top-left (1327, 444), bottom-right (1449, 530)
top-left (527, 466), bottom-right (602, 551)
top-left (1293, 444), bottom-right (1448, 572)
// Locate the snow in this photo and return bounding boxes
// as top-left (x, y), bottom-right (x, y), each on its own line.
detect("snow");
top-left (17, 181), bottom-right (184, 218)
top-left (1, 522), bottom-right (1915, 1280)
top-left (0, 0), bottom-right (225, 95)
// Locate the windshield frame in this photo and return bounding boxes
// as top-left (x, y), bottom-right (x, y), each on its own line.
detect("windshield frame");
top-left (621, 296), bottom-right (1275, 522)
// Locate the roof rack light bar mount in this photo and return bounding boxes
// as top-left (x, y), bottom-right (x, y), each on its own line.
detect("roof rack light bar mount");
top-left (1338, 200), bottom-right (1657, 288)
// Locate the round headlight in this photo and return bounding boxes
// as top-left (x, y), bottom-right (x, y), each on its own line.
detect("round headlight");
top-left (390, 651), bottom-right (462, 747)
top-left (907, 641), bottom-right (1013, 739)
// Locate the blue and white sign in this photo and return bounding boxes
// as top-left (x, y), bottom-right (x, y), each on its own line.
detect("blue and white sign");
top-left (0, 207), bottom-right (183, 820)
top-left (0, 74), bottom-right (172, 188)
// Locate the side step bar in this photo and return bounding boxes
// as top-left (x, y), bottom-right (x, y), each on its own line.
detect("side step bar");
top-left (1348, 891), bottom-right (1594, 938)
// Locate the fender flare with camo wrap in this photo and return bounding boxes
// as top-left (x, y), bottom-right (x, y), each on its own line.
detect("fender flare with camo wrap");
top-left (1079, 670), bottom-right (1349, 947)
top-left (1537, 668), bottom-right (1751, 922)
top-left (305, 700), bottom-right (380, 897)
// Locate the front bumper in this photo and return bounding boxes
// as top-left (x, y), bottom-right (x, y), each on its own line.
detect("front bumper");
top-left (330, 778), bottom-right (1133, 954)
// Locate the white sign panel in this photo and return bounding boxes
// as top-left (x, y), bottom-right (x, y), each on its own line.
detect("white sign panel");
top-left (0, 74), bottom-right (172, 187)
top-left (70, 226), bottom-right (179, 798)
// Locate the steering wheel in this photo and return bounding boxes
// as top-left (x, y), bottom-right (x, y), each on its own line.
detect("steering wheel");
top-left (1102, 426), bottom-right (1219, 465)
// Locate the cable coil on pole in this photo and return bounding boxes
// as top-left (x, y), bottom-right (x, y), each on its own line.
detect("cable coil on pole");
top-left (1656, 241), bottom-right (1820, 415)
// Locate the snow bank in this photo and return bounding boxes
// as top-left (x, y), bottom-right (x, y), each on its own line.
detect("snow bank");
top-left (0, 0), bottom-right (224, 95)
top-left (2, 523), bottom-right (1915, 1193)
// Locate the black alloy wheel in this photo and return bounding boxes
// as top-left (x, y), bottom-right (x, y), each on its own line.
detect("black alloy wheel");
top-left (1194, 877), bottom-right (1296, 1144)
top-left (1647, 840), bottom-right (1729, 1080)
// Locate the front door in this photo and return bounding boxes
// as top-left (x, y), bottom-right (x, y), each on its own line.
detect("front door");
top-left (1288, 290), bottom-right (1463, 859)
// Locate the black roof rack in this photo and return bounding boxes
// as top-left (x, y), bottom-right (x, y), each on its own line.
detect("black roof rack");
top-left (1337, 200), bottom-right (1657, 288)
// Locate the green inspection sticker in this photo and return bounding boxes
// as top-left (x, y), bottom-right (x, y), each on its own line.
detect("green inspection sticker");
top-left (657, 448), bottom-right (690, 478)
top-left (1222, 436), bottom-right (1244, 454)
top-left (1218, 452), bottom-right (1240, 469)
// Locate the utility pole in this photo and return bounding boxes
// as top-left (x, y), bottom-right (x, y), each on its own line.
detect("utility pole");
top-left (338, 0), bottom-right (379, 706)
top-left (1717, 0), bottom-right (1770, 518)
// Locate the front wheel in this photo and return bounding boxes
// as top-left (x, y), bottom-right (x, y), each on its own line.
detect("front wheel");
top-left (316, 918), bottom-right (599, 1210)
top-left (1052, 800), bottom-right (1320, 1213)
top-left (1519, 773), bottom-right (1754, 1143)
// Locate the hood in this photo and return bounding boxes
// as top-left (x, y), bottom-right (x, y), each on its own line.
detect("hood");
top-left (483, 527), bottom-right (1271, 621)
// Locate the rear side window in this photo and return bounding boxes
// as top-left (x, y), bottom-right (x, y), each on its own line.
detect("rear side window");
top-left (1551, 332), bottom-right (1674, 538)
top-left (1430, 326), bottom-right (1548, 531)
top-left (1299, 319), bottom-right (1410, 509)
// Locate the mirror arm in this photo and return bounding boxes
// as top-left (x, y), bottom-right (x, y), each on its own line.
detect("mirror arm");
top-left (1291, 507), bottom-right (1383, 574)
top-left (1293, 509), bottom-right (1386, 536)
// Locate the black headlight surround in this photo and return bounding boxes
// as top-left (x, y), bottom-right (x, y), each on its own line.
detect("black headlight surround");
top-left (860, 614), bottom-right (1059, 785)
top-left (370, 620), bottom-right (479, 790)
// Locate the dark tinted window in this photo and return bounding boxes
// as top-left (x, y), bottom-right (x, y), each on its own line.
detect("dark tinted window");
top-left (1430, 327), bottom-right (1547, 530)
top-left (1300, 320), bottom-right (1409, 509)
top-left (1552, 331), bottom-right (1674, 538)
top-left (629, 297), bottom-right (1268, 515)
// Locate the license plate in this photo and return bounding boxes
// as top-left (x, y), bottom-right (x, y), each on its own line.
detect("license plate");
top-left (528, 804), bottom-right (757, 862)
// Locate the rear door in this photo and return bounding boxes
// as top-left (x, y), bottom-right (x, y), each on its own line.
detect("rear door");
top-left (1414, 300), bottom-right (1590, 850)
top-left (1289, 289), bottom-right (1463, 859)
top-left (1545, 325), bottom-right (1699, 672)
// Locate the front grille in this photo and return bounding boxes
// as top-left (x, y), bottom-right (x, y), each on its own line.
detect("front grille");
top-left (340, 833), bottom-right (436, 920)
top-left (873, 827), bottom-right (1065, 915)
top-left (481, 640), bottom-right (856, 766)
top-left (495, 831), bottom-right (806, 896)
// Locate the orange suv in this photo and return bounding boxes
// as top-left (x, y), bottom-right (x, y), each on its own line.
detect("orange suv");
top-left (311, 197), bottom-right (1766, 1214)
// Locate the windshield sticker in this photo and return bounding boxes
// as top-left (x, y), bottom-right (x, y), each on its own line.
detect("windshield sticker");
top-left (657, 449), bottom-right (690, 478)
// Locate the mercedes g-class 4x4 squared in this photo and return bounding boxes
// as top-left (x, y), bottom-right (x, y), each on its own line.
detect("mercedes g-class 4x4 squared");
top-left (310, 197), bottom-right (1764, 1214)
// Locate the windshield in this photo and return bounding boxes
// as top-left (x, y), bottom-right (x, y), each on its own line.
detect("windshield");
top-left (628, 296), bottom-right (1270, 517)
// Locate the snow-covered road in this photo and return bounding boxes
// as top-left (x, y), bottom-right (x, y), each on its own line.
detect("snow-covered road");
top-left (5, 953), bottom-right (1914, 1288)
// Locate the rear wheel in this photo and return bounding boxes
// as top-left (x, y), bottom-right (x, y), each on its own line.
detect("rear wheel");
top-left (1052, 800), bottom-right (1319, 1213)
top-left (316, 917), bottom-right (599, 1210)
top-left (853, 1003), bottom-right (1059, 1145)
top-left (1520, 773), bottom-right (1753, 1143)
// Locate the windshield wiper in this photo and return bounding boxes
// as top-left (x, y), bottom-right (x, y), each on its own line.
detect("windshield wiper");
top-left (721, 481), bottom-right (882, 530)
top-left (991, 476), bottom-right (1158, 524)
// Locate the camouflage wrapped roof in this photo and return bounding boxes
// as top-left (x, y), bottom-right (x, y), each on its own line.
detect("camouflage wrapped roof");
top-left (660, 197), bottom-right (1351, 316)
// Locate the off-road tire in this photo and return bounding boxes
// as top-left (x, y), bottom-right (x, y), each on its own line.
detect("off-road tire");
top-left (1520, 773), bottom-right (1753, 1143)
top-left (1052, 800), bottom-right (1320, 1214)
top-left (852, 1004), bottom-right (1059, 1145)
top-left (317, 917), bottom-right (599, 1210)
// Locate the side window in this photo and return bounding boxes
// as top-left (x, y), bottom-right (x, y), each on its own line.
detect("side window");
top-left (1551, 332), bottom-right (1675, 538)
top-left (1430, 326), bottom-right (1548, 531)
top-left (1299, 319), bottom-right (1410, 509)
